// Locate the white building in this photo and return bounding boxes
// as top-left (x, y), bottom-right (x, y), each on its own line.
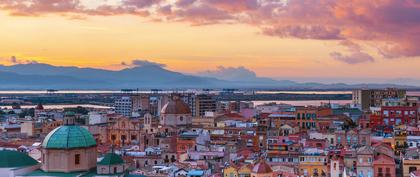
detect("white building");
top-left (114, 96), bottom-right (132, 117)
top-left (88, 112), bottom-right (108, 125)
top-left (408, 136), bottom-right (420, 148)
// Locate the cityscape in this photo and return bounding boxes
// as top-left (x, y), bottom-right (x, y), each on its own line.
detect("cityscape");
top-left (1, 0), bottom-right (420, 177)
top-left (0, 89), bottom-right (420, 177)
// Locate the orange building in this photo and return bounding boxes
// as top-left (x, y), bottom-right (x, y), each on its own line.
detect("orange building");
top-left (176, 133), bottom-right (198, 158)
top-left (295, 106), bottom-right (317, 130)
top-left (107, 116), bottom-right (141, 146)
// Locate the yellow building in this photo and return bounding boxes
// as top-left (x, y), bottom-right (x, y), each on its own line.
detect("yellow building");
top-left (238, 164), bottom-right (252, 177)
top-left (395, 125), bottom-right (408, 155)
top-left (403, 158), bottom-right (420, 177)
top-left (224, 165), bottom-right (239, 177)
top-left (298, 148), bottom-right (328, 177)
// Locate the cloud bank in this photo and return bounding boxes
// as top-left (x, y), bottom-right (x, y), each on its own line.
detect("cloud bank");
top-left (197, 66), bottom-right (257, 81)
top-left (122, 59), bottom-right (166, 68)
top-left (0, 56), bottom-right (39, 64)
top-left (1, 0), bottom-right (420, 63)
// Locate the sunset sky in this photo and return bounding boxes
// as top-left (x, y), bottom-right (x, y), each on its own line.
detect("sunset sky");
top-left (0, 0), bottom-right (419, 83)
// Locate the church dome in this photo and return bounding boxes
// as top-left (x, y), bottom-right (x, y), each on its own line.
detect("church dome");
top-left (98, 153), bottom-right (124, 165)
top-left (42, 125), bottom-right (96, 149)
top-left (252, 160), bottom-right (273, 174)
top-left (161, 96), bottom-right (191, 115)
top-left (0, 150), bottom-right (38, 168)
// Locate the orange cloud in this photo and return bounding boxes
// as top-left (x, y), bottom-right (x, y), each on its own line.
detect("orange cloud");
top-left (0, 0), bottom-right (419, 61)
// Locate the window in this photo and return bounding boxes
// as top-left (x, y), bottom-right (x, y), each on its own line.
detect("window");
top-left (75, 154), bottom-right (80, 165)
top-left (383, 110), bottom-right (389, 116)
top-left (180, 116), bottom-right (184, 121)
top-left (384, 119), bottom-right (389, 125)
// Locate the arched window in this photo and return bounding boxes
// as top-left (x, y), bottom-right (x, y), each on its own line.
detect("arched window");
top-left (75, 154), bottom-right (80, 165)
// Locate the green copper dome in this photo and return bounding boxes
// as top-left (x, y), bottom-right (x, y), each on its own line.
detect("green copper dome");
top-left (0, 150), bottom-right (39, 168)
top-left (98, 153), bottom-right (124, 165)
top-left (42, 125), bottom-right (97, 149)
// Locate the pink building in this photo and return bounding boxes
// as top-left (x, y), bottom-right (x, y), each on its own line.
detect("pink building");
top-left (373, 154), bottom-right (396, 177)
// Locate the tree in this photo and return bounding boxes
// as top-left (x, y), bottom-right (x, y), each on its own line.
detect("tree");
top-left (19, 108), bottom-right (35, 118)
top-left (64, 106), bottom-right (89, 115)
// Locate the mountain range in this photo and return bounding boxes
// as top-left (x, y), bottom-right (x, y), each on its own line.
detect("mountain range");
top-left (0, 63), bottom-right (417, 90)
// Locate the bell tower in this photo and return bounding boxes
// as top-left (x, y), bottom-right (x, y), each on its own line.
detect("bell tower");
top-left (64, 112), bottom-right (76, 125)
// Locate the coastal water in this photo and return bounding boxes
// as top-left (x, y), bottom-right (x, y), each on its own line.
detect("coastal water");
top-left (0, 90), bottom-right (418, 109)
top-left (0, 90), bottom-right (418, 95)
top-left (252, 100), bottom-right (352, 106)
top-left (1, 104), bottom-right (111, 109)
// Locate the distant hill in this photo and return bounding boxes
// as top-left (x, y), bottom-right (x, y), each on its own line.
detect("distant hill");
top-left (0, 63), bottom-right (417, 90)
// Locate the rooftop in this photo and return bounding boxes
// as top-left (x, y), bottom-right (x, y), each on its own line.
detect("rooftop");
top-left (42, 125), bottom-right (97, 149)
top-left (98, 153), bottom-right (124, 166)
top-left (0, 150), bottom-right (38, 168)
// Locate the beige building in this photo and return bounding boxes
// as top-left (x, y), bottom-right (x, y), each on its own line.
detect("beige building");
top-left (20, 121), bottom-right (42, 137)
top-left (352, 88), bottom-right (406, 110)
top-left (403, 158), bottom-right (420, 177)
top-left (160, 95), bottom-right (192, 128)
top-left (41, 112), bottom-right (97, 173)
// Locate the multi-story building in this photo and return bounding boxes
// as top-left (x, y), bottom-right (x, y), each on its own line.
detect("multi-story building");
top-left (295, 106), bottom-right (318, 130)
top-left (403, 148), bottom-right (420, 177)
top-left (373, 154), bottom-right (396, 177)
top-left (298, 148), bottom-right (328, 176)
top-left (114, 96), bottom-right (132, 117)
top-left (193, 94), bottom-right (217, 117)
top-left (107, 116), bottom-right (141, 146)
top-left (381, 106), bottom-right (418, 126)
top-left (352, 88), bottom-right (406, 111)
top-left (356, 146), bottom-right (374, 177)
top-left (132, 94), bottom-right (150, 113)
top-left (20, 120), bottom-right (42, 137)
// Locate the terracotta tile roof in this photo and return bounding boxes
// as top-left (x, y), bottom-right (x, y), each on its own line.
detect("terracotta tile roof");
top-left (252, 159), bottom-right (273, 174)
